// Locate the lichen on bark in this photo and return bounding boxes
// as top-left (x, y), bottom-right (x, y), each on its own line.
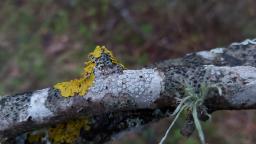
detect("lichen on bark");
top-left (54, 46), bottom-right (124, 97)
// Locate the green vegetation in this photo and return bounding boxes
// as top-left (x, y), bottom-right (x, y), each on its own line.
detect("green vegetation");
top-left (159, 83), bottom-right (221, 144)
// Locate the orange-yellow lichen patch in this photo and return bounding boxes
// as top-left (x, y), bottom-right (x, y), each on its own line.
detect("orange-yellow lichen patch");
top-left (89, 45), bottom-right (113, 59)
top-left (89, 45), bottom-right (125, 68)
top-left (53, 75), bottom-right (95, 97)
top-left (54, 61), bottom-right (95, 97)
top-left (48, 118), bottom-right (90, 144)
top-left (28, 131), bottom-right (46, 143)
top-left (54, 45), bottom-right (124, 97)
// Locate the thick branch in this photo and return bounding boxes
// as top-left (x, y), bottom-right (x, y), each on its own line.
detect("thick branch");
top-left (1, 39), bottom-right (256, 143)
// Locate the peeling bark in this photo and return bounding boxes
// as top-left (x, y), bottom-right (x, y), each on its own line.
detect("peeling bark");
top-left (1, 39), bottom-right (256, 143)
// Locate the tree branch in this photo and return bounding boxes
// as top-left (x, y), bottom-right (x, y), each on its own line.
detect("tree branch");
top-left (1, 39), bottom-right (256, 143)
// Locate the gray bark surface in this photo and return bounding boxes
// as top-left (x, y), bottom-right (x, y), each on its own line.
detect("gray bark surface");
top-left (1, 39), bottom-right (256, 143)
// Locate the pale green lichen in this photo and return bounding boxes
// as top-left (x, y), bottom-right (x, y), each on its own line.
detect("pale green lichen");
top-left (54, 45), bottom-right (124, 97)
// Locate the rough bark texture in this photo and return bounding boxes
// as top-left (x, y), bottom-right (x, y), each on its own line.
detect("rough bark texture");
top-left (1, 39), bottom-right (256, 143)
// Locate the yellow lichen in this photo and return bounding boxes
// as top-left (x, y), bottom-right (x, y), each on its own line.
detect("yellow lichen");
top-left (54, 45), bottom-right (124, 97)
top-left (27, 131), bottom-right (45, 143)
top-left (88, 45), bottom-right (125, 69)
top-left (27, 46), bottom-right (125, 143)
top-left (48, 117), bottom-right (91, 144)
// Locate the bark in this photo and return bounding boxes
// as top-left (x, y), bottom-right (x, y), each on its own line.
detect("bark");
top-left (1, 39), bottom-right (256, 143)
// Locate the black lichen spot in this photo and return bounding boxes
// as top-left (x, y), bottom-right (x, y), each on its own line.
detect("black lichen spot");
top-left (27, 116), bottom-right (32, 122)
top-left (87, 97), bottom-right (92, 103)
top-left (0, 92), bottom-right (32, 122)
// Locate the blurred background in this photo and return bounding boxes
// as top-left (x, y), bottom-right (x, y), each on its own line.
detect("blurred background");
top-left (1, 0), bottom-right (256, 143)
